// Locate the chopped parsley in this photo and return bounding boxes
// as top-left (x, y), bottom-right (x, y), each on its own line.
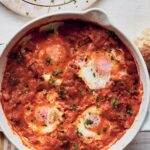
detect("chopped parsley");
top-left (96, 97), bottom-right (100, 102)
top-left (70, 104), bottom-right (77, 111)
top-left (43, 124), bottom-right (47, 127)
top-left (13, 52), bottom-right (23, 63)
top-left (74, 144), bottom-right (78, 150)
top-left (85, 119), bottom-right (93, 125)
top-left (56, 87), bottom-right (66, 98)
top-left (52, 70), bottom-right (62, 77)
top-left (49, 76), bottom-right (55, 85)
top-left (103, 127), bottom-right (107, 133)
top-left (111, 96), bottom-right (118, 108)
top-left (45, 57), bottom-right (51, 65)
top-left (93, 72), bottom-right (96, 77)
top-left (76, 128), bottom-right (83, 136)
top-left (126, 106), bottom-right (133, 115)
top-left (90, 89), bottom-right (94, 92)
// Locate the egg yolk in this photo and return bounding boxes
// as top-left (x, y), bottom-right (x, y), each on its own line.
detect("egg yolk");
top-left (94, 54), bottom-right (111, 75)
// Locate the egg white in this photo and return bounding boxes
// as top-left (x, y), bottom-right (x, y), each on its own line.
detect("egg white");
top-left (28, 106), bottom-right (63, 134)
top-left (76, 106), bottom-right (102, 140)
top-left (25, 90), bottom-right (64, 134)
top-left (78, 60), bottom-right (110, 90)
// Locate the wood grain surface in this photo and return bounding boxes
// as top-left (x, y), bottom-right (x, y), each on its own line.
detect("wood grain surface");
top-left (0, 132), bottom-right (149, 150)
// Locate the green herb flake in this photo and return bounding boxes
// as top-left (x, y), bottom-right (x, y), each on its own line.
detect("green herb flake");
top-left (93, 72), bottom-right (96, 77)
top-left (70, 104), bottom-right (77, 111)
top-left (76, 128), bottom-right (83, 136)
top-left (103, 127), bottom-right (107, 133)
top-left (13, 52), bottom-right (23, 63)
top-left (96, 97), bottom-right (100, 102)
top-left (52, 70), bottom-right (62, 77)
top-left (90, 89), bottom-right (94, 92)
top-left (43, 124), bottom-right (47, 127)
top-left (49, 76), bottom-right (55, 85)
top-left (111, 96), bottom-right (118, 108)
top-left (126, 106), bottom-right (133, 115)
top-left (45, 57), bottom-right (51, 65)
top-left (85, 119), bottom-right (93, 125)
top-left (74, 144), bottom-right (78, 150)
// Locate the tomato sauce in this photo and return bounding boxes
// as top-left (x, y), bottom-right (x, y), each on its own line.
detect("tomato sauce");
top-left (0, 20), bottom-right (143, 150)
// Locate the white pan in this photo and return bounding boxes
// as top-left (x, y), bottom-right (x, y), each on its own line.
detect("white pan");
top-left (0, 9), bottom-right (149, 150)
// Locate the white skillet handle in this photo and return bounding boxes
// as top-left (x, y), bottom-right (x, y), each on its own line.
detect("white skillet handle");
top-left (84, 8), bottom-right (113, 28)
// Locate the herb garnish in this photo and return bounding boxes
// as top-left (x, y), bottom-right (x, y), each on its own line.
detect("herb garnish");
top-left (13, 52), bottom-right (23, 63)
top-left (45, 57), bottom-right (51, 65)
top-left (52, 70), bottom-right (62, 77)
top-left (85, 119), bottom-right (93, 125)
top-left (49, 76), bottom-right (55, 85)
top-left (43, 124), bottom-right (47, 127)
top-left (70, 104), bottom-right (77, 111)
top-left (96, 97), bottom-right (100, 102)
top-left (90, 89), bottom-right (94, 92)
top-left (103, 127), bottom-right (107, 133)
top-left (76, 128), bottom-right (83, 136)
top-left (126, 106), bottom-right (133, 115)
top-left (111, 96), bottom-right (118, 108)
top-left (74, 144), bottom-right (78, 150)
top-left (93, 72), bottom-right (96, 77)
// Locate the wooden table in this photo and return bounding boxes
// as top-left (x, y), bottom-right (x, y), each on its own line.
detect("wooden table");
top-left (125, 132), bottom-right (150, 150)
top-left (0, 132), bottom-right (149, 150)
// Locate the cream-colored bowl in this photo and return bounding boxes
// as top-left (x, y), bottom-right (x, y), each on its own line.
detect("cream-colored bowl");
top-left (0, 9), bottom-right (149, 150)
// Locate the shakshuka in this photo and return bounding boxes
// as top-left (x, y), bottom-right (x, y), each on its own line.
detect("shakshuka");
top-left (0, 20), bottom-right (143, 150)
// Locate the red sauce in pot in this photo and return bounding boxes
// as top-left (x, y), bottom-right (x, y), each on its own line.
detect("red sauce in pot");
top-left (0, 20), bottom-right (143, 150)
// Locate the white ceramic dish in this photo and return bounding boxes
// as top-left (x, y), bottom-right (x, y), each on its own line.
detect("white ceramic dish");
top-left (0, 8), bottom-right (149, 150)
